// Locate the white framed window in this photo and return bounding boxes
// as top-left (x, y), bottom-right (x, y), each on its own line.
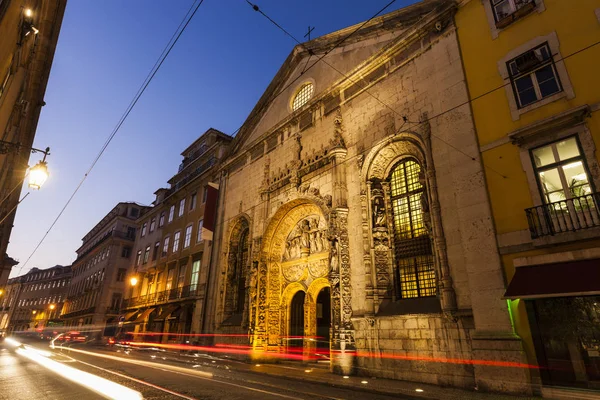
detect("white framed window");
top-left (507, 43), bottom-right (561, 109)
top-left (531, 136), bottom-right (593, 204)
top-left (197, 219), bottom-right (204, 243)
top-left (491, 0), bottom-right (534, 24)
top-left (159, 211), bottom-right (165, 227)
top-left (178, 198), bottom-right (186, 217)
top-left (190, 260), bottom-right (200, 288)
top-left (291, 82), bottom-right (314, 111)
top-left (162, 236), bottom-right (170, 257)
top-left (168, 205), bottom-right (175, 223)
top-left (184, 225), bottom-right (193, 248)
top-left (483, 0), bottom-right (544, 39)
top-left (498, 32), bottom-right (574, 121)
top-left (149, 217), bottom-right (156, 232)
top-left (141, 222), bottom-right (147, 237)
top-left (136, 250), bottom-right (142, 266)
top-left (172, 231), bottom-right (181, 252)
top-left (143, 245), bottom-right (150, 264)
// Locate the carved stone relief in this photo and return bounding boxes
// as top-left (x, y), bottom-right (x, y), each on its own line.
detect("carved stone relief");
top-left (282, 215), bottom-right (329, 262)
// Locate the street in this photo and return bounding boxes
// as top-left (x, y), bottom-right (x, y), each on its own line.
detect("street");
top-left (0, 338), bottom-right (415, 400)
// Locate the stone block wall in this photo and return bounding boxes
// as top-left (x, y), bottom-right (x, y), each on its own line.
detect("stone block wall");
top-left (354, 315), bottom-right (477, 389)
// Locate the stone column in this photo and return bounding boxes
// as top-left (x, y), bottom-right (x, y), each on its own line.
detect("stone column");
top-left (329, 146), bottom-right (355, 375)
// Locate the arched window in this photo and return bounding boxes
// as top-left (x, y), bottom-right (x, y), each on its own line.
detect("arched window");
top-left (291, 82), bottom-right (314, 111)
top-left (234, 228), bottom-right (250, 313)
top-left (389, 159), bottom-right (436, 299)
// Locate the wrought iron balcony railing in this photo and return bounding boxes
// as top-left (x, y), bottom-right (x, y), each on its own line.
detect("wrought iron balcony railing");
top-left (122, 284), bottom-right (205, 309)
top-left (525, 193), bottom-right (600, 239)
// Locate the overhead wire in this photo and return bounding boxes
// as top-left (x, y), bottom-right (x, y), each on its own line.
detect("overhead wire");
top-left (206, 2), bottom-right (600, 236)
top-left (15, 0), bottom-right (206, 275)
top-left (16, 1), bottom-right (600, 275)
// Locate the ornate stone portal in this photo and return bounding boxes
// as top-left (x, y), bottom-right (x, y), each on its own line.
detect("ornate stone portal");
top-left (252, 201), bottom-right (336, 361)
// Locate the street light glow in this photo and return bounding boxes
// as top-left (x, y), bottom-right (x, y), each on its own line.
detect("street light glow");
top-left (24, 8), bottom-right (32, 17)
top-left (49, 304), bottom-right (56, 310)
top-left (130, 277), bottom-right (138, 286)
top-left (28, 161), bottom-right (49, 190)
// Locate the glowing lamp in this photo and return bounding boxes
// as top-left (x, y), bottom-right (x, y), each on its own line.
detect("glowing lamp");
top-left (28, 161), bottom-right (48, 190)
top-left (32, 310), bottom-right (37, 314)
top-left (0, 289), bottom-right (4, 296)
top-left (25, 8), bottom-right (32, 17)
top-left (49, 304), bottom-right (56, 310)
top-left (129, 277), bottom-right (138, 286)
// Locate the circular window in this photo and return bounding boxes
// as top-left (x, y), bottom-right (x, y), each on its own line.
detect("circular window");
top-left (291, 82), bottom-right (314, 111)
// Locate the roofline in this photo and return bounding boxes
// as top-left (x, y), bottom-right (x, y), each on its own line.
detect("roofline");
top-left (228, 0), bottom-right (449, 155)
top-left (180, 128), bottom-right (233, 156)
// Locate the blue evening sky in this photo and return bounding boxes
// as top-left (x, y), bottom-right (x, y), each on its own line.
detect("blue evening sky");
top-left (8, 0), bottom-right (416, 276)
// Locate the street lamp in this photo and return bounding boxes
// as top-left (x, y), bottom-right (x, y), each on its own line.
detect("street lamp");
top-left (28, 159), bottom-right (49, 190)
top-left (129, 277), bottom-right (138, 287)
top-left (49, 304), bottom-right (56, 310)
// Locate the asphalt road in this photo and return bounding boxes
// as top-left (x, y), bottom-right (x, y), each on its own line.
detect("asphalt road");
top-left (0, 339), bottom-right (412, 400)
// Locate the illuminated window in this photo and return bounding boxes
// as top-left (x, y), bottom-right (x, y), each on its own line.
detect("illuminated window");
top-left (291, 82), bottom-right (314, 111)
top-left (389, 159), bottom-right (436, 299)
top-left (531, 136), bottom-right (593, 203)
top-left (172, 231), bottom-right (181, 252)
top-left (184, 225), bottom-right (193, 248)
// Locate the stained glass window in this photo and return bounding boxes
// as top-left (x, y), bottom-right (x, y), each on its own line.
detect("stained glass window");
top-left (389, 159), bottom-right (437, 299)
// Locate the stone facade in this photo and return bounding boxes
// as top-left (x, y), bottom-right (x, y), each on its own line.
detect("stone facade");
top-left (0, 0), bottom-right (67, 289)
top-left (61, 202), bottom-right (149, 337)
top-left (207, 0), bottom-right (531, 394)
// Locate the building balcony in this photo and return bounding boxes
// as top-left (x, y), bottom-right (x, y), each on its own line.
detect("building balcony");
top-left (59, 306), bottom-right (96, 319)
top-left (122, 284), bottom-right (205, 309)
top-left (525, 193), bottom-right (600, 239)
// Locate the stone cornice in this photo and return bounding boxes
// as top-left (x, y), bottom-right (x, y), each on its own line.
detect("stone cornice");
top-left (508, 104), bottom-right (592, 145)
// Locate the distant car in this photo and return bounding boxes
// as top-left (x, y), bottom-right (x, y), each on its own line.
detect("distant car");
top-left (53, 331), bottom-right (88, 343)
top-left (108, 332), bottom-right (134, 346)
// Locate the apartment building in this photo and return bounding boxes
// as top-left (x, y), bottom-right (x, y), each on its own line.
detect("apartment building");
top-left (122, 128), bottom-right (232, 342)
top-left (61, 202), bottom-right (149, 338)
top-left (0, 264), bottom-right (71, 334)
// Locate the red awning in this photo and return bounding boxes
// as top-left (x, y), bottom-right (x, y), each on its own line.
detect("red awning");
top-left (504, 258), bottom-right (600, 300)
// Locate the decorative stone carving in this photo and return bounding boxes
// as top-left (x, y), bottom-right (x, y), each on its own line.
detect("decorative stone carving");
top-left (281, 262), bottom-right (304, 282)
top-left (282, 215), bottom-right (329, 262)
top-left (330, 108), bottom-right (347, 150)
top-left (308, 258), bottom-right (329, 278)
top-left (419, 170), bottom-right (432, 234)
top-left (371, 187), bottom-right (387, 228)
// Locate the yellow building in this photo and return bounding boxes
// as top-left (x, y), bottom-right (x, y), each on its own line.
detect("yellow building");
top-left (0, 1), bottom-right (67, 288)
top-left (456, 0), bottom-right (600, 395)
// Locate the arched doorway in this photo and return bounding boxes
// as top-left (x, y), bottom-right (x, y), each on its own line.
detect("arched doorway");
top-left (315, 287), bottom-right (331, 357)
top-left (252, 199), bottom-right (334, 362)
top-left (289, 291), bottom-right (305, 352)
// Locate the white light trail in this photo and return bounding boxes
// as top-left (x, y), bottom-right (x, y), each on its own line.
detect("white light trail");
top-left (14, 346), bottom-right (143, 400)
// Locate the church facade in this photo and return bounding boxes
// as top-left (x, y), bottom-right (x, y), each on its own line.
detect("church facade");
top-left (207, 0), bottom-right (531, 394)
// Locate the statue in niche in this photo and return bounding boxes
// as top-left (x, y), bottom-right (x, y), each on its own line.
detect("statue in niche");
top-left (329, 238), bottom-right (339, 274)
top-left (248, 261), bottom-right (258, 302)
top-left (419, 170), bottom-right (432, 234)
top-left (372, 195), bottom-right (387, 228)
